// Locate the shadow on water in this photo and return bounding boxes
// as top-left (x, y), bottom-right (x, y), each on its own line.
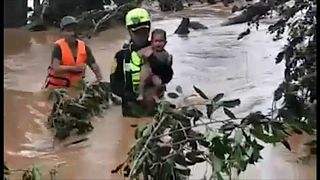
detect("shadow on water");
top-left (4, 6), bottom-right (316, 179)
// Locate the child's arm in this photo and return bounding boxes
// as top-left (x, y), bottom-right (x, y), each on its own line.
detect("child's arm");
top-left (168, 54), bottom-right (173, 66)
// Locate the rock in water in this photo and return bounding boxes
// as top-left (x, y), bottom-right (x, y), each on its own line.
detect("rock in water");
top-left (189, 21), bottom-right (208, 30)
top-left (174, 17), bottom-right (190, 35)
top-left (174, 17), bottom-right (208, 35)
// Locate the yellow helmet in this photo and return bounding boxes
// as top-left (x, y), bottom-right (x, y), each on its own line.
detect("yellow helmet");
top-left (125, 8), bottom-right (151, 30)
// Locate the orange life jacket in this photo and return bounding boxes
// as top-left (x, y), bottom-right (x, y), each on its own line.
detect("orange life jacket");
top-left (43, 39), bottom-right (87, 89)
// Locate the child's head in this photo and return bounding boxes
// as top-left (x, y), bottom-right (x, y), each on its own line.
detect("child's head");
top-left (151, 29), bottom-right (167, 52)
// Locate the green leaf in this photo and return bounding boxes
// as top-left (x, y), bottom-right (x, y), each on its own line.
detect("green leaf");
top-left (173, 154), bottom-right (188, 166)
top-left (246, 146), bottom-right (254, 157)
top-left (211, 137), bottom-right (228, 159)
top-left (22, 169), bottom-right (33, 180)
top-left (197, 139), bottom-right (210, 147)
top-left (135, 126), bottom-right (144, 139)
top-left (123, 165), bottom-right (131, 177)
top-left (212, 154), bottom-right (223, 173)
top-left (220, 122), bottom-right (236, 131)
top-left (212, 93), bottom-right (224, 103)
top-left (223, 108), bottom-right (236, 119)
top-left (157, 145), bottom-right (171, 157)
top-left (111, 163), bottom-right (124, 174)
top-left (274, 87), bottom-right (284, 101)
top-left (206, 104), bottom-right (213, 118)
top-left (304, 140), bottom-right (317, 146)
top-left (167, 92), bottom-right (179, 99)
top-left (171, 111), bottom-right (191, 127)
top-left (292, 121), bottom-right (314, 135)
top-left (171, 130), bottom-right (186, 143)
top-left (275, 51), bottom-right (284, 64)
top-left (221, 99), bottom-right (241, 108)
top-left (251, 128), bottom-right (282, 143)
top-left (185, 108), bottom-right (203, 121)
top-left (281, 140), bottom-right (291, 151)
top-left (31, 167), bottom-right (41, 180)
top-left (238, 159), bottom-right (247, 172)
top-left (174, 163), bottom-right (191, 176)
top-left (186, 151), bottom-right (205, 163)
top-left (4, 162), bottom-right (10, 175)
top-left (234, 129), bottom-right (243, 144)
top-left (176, 85), bottom-right (183, 94)
top-left (234, 145), bottom-right (242, 163)
top-left (162, 160), bottom-right (174, 179)
top-left (248, 140), bottom-right (264, 164)
top-left (206, 131), bottom-right (218, 142)
top-left (193, 86), bottom-right (208, 99)
top-left (216, 172), bottom-right (224, 180)
top-left (142, 125), bottom-right (152, 137)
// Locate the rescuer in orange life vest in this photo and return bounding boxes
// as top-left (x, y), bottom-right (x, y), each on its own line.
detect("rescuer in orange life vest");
top-left (43, 16), bottom-right (103, 89)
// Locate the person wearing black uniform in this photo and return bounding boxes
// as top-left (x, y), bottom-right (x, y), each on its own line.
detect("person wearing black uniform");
top-left (110, 8), bottom-right (171, 117)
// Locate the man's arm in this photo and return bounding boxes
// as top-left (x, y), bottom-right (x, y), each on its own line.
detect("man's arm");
top-left (110, 50), bottom-right (126, 98)
top-left (51, 45), bottom-right (83, 73)
top-left (85, 46), bottom-right (103, 81)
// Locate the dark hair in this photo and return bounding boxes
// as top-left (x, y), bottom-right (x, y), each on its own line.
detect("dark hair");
top-left (151, 29), bottom-right (167, 40)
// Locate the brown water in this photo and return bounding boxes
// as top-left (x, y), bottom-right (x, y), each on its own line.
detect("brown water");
top-left (4, 5), bottom-right (316, 179)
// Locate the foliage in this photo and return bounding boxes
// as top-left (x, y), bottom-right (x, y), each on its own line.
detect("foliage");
top-left (112, 86), bottom-right (296, 179)
top-left (270, 0), bottom-right (316, 135)
top-left (4, 162), bottom-right (65, 180)
top-left (77, 2), bottom-right (139, 36)
top-left (239, 0), bottom-right (316, 136)
top-left (47, 82), bottom-right (111, 140)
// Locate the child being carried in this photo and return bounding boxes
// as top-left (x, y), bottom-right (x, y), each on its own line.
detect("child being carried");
top-left (137, 29), bottom-right (173, 101)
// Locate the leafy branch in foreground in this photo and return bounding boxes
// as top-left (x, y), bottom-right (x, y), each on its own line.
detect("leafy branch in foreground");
top-left (47, 82), bottom-right (111, 140)
top-left (112, 86), bottom-right (295, 180)
top-left (4, 162), bottom-right (65, 180)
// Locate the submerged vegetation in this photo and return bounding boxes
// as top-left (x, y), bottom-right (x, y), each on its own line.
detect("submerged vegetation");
top-left (47, 82), bottom-right (111, 140)
top-left (111, 86), bottom-right (297, 179)
top-left (4, 161), bottom-right (65, 180)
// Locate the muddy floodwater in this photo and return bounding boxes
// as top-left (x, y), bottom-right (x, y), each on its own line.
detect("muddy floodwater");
top-left (4, 5), bottom-right (316, 179)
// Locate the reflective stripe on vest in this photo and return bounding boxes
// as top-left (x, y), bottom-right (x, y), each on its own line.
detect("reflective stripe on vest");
top-left (124, 51), bottom-right (143, 92)
top-left (44, 39), bottom-right (87, 89)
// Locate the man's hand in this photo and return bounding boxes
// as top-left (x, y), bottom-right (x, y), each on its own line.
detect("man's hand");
top-left (138, 46), bottom-right (153, 59)
top-left (52, 58), bottom-right (85, 73)
top-left (71, 64), bottom-right (86, 73)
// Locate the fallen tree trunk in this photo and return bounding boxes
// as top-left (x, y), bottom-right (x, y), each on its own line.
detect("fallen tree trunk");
top-left (221, 0), bottom-right (293, 26)
top-left (221, 1), bottom-right (271, 26)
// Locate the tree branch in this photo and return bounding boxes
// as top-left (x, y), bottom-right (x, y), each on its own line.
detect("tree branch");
top-left (128, 115), bottom-right (168, 178)
top-left (151, 118), bottom-right (244, 140)
top-left (92, 3), bottom-right (129, 34)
